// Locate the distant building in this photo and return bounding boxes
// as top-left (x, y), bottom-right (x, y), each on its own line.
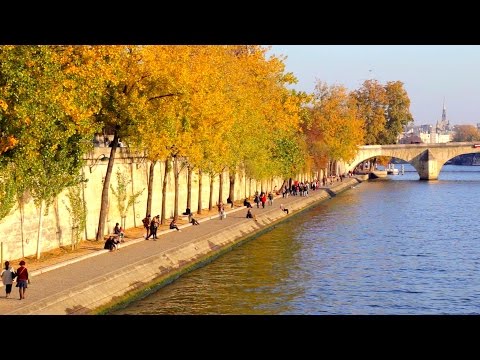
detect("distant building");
top-left (399, 134), bottom-right (422, 144)
top-left (398, 100), bottom-right (453, 144)
top-left (435, 99), bottom-right (451, 133)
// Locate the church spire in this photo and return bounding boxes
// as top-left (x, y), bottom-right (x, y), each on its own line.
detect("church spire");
top-left (442, 97), bottom-right (447, 123)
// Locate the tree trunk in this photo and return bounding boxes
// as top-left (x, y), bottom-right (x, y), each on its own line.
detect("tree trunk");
top-left (19, 200), bottom-right (25, 257)
top-left (129, 162), bottom-right (137, 228)
top-left (161, 156), bottom-right (169, 225)
top-left (197, 168), bottom-right (203, 214)
top-left (96, 132), bottom-right (118, 241)
top-left (186, 165), bottom-right (192, 212)
top-left (209, 173), bottom-right (214, 211)
top-left (173, 155), bottom-right (179, 221)
top-left (244, 171), bottom-right (247, 199)
top-left (229, 172), bottom-right (235, 202)
top-left (218, 171), bottom-right (223, 205)
top-left (36, 200), bottom-right (44, 259)
top-left (146, 160), bottom-right (156, 217)
top-left (81, 167), bottom-right (88, 241)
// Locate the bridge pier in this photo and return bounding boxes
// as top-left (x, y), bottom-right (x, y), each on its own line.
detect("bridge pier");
top-left (411, 150), bottom-right (440, 180)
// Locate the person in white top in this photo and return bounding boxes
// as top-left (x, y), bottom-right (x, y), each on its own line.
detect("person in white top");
top-left (1, 261), bottom-right (16, 298)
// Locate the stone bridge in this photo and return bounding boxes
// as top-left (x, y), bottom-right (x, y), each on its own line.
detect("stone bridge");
top-left (346, 142), bottom-right (480, 180)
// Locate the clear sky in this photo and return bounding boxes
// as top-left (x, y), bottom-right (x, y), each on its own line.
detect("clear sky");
top-left (268, 45), bottom-right (480, 126)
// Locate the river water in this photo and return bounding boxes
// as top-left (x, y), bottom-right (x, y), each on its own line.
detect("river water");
top-left (112, 165), bottom-right (480, 315)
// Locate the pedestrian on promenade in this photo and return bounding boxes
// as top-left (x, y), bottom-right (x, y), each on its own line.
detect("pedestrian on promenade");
top-left (1, 261), bottom-right (16, 298)
top-left (268, 192), bottom-right (274, 206)
top-left (15, 260), bottom-right (29, 300)
top-left (218, 202), bottom-right (226, 220)
top-left (142, 214), bottom-right (151, 239)
top-left (147, 215), bottom-right (159, 239)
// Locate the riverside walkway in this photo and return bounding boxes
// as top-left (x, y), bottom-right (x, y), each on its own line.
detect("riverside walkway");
top-left (0, 178), bottom-right (360, 315)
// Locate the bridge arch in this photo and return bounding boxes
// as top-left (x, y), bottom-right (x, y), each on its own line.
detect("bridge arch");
top-left (346, 142), bottom-right (480, 180)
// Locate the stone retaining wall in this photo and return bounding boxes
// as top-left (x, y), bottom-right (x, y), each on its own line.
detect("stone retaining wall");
top-left (7, 178), bottom-right (360, 314)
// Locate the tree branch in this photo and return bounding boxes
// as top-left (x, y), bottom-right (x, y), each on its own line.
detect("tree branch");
top-left (148, 93), bottom-right (181, 101)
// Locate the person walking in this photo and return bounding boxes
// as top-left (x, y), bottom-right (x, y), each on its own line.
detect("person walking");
top-left (142, 214), bottom-right (151, 239)
top-left (0, 261), bottom-right (16, 298)
top-left (15, 260), bottom-right (29, 300)
top-left (261, 193), bottom-right (267, 208)
top-left (147, 215), bottom-right (159, 240)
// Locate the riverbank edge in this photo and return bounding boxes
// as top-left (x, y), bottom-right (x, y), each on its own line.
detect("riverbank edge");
top-left (94, 178), bottom-right (361, 315)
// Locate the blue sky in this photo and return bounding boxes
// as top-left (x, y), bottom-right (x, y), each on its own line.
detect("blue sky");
top-left (268, 45), bottom-right (480, 126)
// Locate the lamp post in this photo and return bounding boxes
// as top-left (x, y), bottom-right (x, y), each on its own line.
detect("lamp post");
top-left (89, 154), bottom-right (110, 173)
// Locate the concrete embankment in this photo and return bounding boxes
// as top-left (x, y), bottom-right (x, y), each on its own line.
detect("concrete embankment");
top-left (2, 177), bottom-right (361, 315)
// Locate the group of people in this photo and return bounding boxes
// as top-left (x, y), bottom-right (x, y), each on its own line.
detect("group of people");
top-left (1, 260), bottom-right (29, 299)
top-left (143, 214), bottom-right (160, 240)
top-left (141, 212), bottom-right (200, 240)
top-left (245, 190), bottom-right (288, 219)
top-left (104, 222), bottom-right (125, 251)
top-left (252, 191), bottom-right (274, 208)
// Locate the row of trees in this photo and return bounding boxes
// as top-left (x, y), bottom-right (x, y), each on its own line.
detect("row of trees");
top-left (0, 45), bottom-right (413, 258)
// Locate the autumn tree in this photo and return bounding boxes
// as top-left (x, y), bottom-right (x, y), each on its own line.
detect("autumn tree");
top-left (308, 82), bottom-right (365, 176)
top-left (352, 79), bottom-right (386, 145)
top-left (453, 125), bottom-right (480, 142)
top-left (381, 81), bottom-right (414, 144)
top-left (353, 79), bottom-right (413, 145)
top-left (93, 46), bottom-right (155, 240)
top-left (0, 46), bottom-right (105, 257)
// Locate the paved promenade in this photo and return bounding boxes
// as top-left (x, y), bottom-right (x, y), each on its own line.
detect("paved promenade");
top-left (0, 178), bottom-right (360, 315)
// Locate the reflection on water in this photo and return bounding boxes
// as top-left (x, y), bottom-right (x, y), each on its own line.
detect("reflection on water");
top-left (112, 165), bottom-right (480, 315)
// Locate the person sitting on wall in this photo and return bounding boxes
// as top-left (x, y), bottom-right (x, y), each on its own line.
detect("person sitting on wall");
top-left (113, 222), bottom-right (124, 242)
top-left (246, 209), bottom-right (253, 218)
top-left (243, 198), bottom-right (252, 208)
top-left (280, 204), bottom-right (289, 215)
top-left (226, 197), bottom-right (234, 208)
top-left (182, 208), bottom-right (191, 216)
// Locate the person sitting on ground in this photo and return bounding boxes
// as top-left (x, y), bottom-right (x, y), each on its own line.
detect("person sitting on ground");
top-left (182, 208), bottom-right (191, 216)
top-left (188, 213), bottom-right (200, 225)
top-left (246, 209), bottom-right (253, 218)
top-left (226, 197), bottom-right (234, 208)
top-left (243, 198), bottom-right (252, 208)
top-left (104, 236), bottom-right (119, 251)
top-left (114, 222), bottom-right (124, 242)
top-left (280, 203), bottom-right (289, 215)
top-left (170, 219), bottom-right (181, 231)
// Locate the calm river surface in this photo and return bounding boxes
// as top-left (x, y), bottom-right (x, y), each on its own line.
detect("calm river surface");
top-left (112, 165), bottom-right (480, 315)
